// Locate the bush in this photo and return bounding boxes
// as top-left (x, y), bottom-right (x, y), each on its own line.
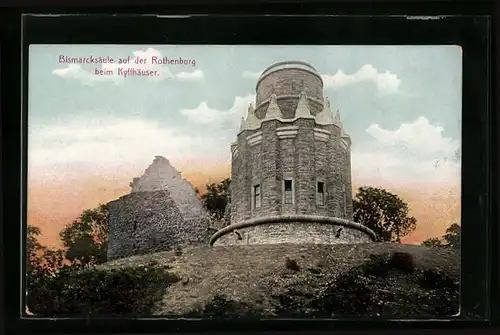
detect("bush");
top-left (186, 293), bottom-right (262, 318)
top-left (311, 252), bottom-right (458, 317)
top-left (285, 258), bottom-right (300, 271)
top-left (27, 262), bottom-right (179, 317)
top-left (418, 269), bottom-right (457, 290)
top-left (388, 252), bottom-right (415, 274)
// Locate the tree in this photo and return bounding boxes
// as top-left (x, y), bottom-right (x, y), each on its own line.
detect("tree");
top-left (422, 237), bottom-right (443, 247)
top-left (59, 203), bottom-right (109, 267)
top-left (27, 225), bottom-right (43, 273)
top-left (27, 225), bottom-right (64, 275)
top-left (353, 186), bottom-right (417, 242)
top-left (422, 223), bottom-right (460, 249)
top-left (442, 223), bottom-right (460, 249)
top-left (26, 224), bottom-right (66, 315)
top-left (201, 178), bottom-right (231, 221)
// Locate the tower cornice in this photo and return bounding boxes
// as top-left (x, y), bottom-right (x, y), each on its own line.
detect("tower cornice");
top-left (255, 94), bottom-right (324, 111)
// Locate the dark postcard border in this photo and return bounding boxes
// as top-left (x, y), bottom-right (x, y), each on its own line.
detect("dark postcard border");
top-left (0, 0), bottom-right (494, 14)
top-left (1, 13), bottom-right (493, 333)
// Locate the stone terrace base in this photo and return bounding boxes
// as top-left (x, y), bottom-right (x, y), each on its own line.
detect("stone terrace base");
top-left (210, 215), bottom-right (377, 246)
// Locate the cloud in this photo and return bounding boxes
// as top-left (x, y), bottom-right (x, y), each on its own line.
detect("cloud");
top-left (28, 115), bottom-right (229, 178)
top-left (365, 117), bottom-right (458, 159)
top-left (244, 65), bottom-right (401, 95)
top-left (351, 117), bottom-right (460, 185)
top-left (242, 71), bottom-right (262, 79)
top-left (52, 64), bottom-right (119, 86)
top-left (175, 69), bottom-right (204, 82)
top-left (180, 94), bottom-right (256, 126)
top-left (52, 48), bottom-right (203, 85)
top-left (322, 64), bottom-right (401, 94)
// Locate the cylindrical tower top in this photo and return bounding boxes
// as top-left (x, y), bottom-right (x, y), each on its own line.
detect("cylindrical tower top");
top-left (258, 61), bottom-right (322, 82)
top-left (255, 61), bottom-right (324, 105)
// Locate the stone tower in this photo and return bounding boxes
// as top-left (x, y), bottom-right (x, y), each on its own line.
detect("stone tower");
top-left (232, 61), bottom-right (353, 222)
top-left (210, 61), bottom-right (376, 246)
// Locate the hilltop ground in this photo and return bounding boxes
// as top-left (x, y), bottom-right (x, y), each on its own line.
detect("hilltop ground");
top-left (98, 243), bottom-right (460, 318)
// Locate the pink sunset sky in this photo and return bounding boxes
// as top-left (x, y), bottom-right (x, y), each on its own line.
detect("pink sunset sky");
top-left (27, 159), bottom-right (460, 248)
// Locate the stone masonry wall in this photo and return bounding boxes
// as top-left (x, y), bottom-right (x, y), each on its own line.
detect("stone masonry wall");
top-left (343, 146), bottom-right (354, 218)
top-left (314, 132), bottom-right (329, 217)
top-left (107, 190), bottom-right (212, 261)
top-left (231, 133), bottom-right (247, 224)
top-left (107, 156), bottom-right (212, 261)
top-left (232, 116), bottom-right (352, 224)
top-left (331, 127), bottom-right (350, 219)
top-left (130, 156), bottom-right (207, 220)
top-left (227, 61), bottom-right (359, 248)
top-left (294, 118), bottom-right (317, 215)
top-left (260, 121), bottom-right (279, 218)
top-left (212, 222), bottom-right (372, 246)
top-left (324, 124), bottom-right (336, 218)
top-left (256, 69), bottom-right (324, 104)
top-left (255, 98), bottom-right (323, 119)
top-left (279, 136), bottom-right (296, 216)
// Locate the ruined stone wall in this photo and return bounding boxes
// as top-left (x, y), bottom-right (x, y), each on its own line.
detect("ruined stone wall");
top-left (107, 156), bottom-right (212, 261)
top-left (107, 190), bottom-right (212, 261)
top-left (130, 156), bottom-right (207, 220)
top-left (222, 203), bottom-right (231, 227)
top-left (212, 222), bottom-right (372, 246)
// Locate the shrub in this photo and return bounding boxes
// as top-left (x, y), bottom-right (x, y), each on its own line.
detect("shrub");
top-left (27, 262), bottom-right (179, 317)
top-left (311, 252), bottom-right (458, 317)
top-left (285, 258), bottom-right (300, 271)
top-left (186, 293), bottom-right (262, 318)
top-left (388, 252), bottom-right (415, 274)
top-left (418, 269), bottom-right (457, 290)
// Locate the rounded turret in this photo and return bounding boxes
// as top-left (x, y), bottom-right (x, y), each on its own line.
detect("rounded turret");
top-left (255, 61), bottom-right (324, 118)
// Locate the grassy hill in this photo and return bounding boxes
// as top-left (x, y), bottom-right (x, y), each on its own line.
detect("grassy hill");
top-left (93, 242), bottom-right (459, 318)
